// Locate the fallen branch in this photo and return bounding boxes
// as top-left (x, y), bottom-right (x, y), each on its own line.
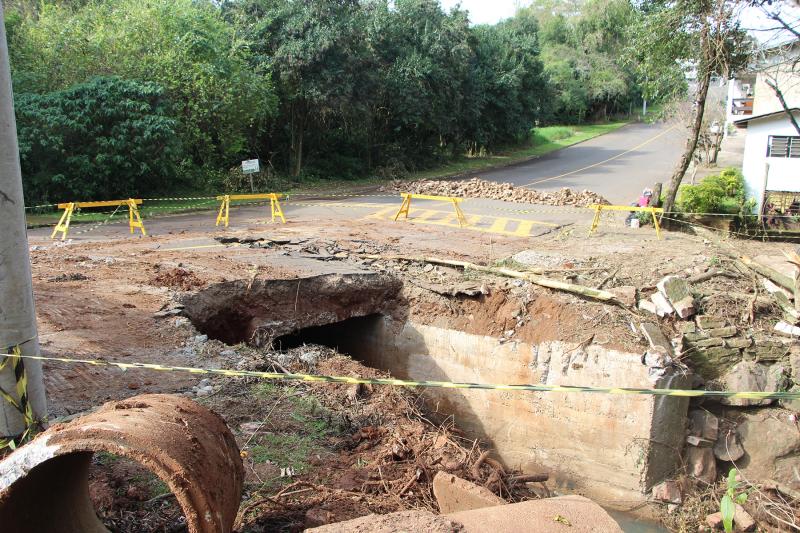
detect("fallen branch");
top-left (508, 473), bottom-right (549, 483)
top-left (738, 256), bottom-right (794, 292)
top-left (686, 269), bottom-right (739, 285)
top-left (360, 254), bottom-right (622, 305)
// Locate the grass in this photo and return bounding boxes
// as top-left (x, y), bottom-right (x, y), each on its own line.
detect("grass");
top-left (25, 120), bottom-right (629, 228)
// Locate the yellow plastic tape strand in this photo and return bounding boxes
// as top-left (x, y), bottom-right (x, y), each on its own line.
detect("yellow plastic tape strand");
top-left (4, 353), bottom-right (800, 401)
top-left (0, 347), bottom-right (36, 449)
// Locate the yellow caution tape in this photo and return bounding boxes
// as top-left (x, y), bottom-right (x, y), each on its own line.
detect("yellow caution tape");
top-left (0, 347), bottom-right (37, 449)
top-left (3, 352), bottom-right (799, 400)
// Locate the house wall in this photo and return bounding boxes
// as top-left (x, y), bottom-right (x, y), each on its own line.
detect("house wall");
top-left (741, 112), bottom-right (800, 209)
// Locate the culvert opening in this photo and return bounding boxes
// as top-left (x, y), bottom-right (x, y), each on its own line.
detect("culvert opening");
top-left (270, 314), bottom-right (384, 360)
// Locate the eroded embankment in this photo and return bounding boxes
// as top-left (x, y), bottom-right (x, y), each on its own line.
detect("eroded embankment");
top-left (181, 272), bottom-right (689, 504)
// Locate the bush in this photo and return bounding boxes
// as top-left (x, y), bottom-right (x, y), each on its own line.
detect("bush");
top-left (16, 77), bottom-right (180, 203)
top-left (531, 126), bottom-right (576, 145)
top-left (677, 168), bottom-right (749, 215)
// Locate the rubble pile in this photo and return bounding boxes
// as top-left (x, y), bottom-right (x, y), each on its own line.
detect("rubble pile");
top-left (382, 177), bottom-right (610, 207)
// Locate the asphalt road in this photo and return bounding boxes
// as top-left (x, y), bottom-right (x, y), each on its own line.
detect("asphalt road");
top-left (478, 122), bottom-right (686, 205)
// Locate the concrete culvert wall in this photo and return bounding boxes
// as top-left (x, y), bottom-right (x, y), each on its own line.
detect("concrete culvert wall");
top-left (0, 394), bottom-right (244, 533)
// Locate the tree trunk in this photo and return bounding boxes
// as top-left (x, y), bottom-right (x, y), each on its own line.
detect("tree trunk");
top-left (662, 66), bottom-right (712, 214)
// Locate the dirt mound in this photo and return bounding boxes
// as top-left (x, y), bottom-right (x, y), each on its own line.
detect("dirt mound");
top-left (382, 177), bottom-right (609, 207)
top-left (149, 267), bottom-right (205, 291)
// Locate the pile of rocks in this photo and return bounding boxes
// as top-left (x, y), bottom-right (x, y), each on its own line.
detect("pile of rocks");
top-left (382, 177), bottom-right (610, 207)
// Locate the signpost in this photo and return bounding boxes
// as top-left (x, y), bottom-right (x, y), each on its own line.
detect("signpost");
top-left (242, 159), bottom-right (260, 192)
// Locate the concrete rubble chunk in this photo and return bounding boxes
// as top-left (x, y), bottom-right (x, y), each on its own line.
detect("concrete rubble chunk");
top-left (657, 276), bottom-right (695, 318)
top-left (650, 292), bottom-right (675, 317)
top-left (686, 446), bottom-right (717, 484)
top-left (706, 512), bottom-right (723, 529)
top-left (694, 337), bottom-right (724, 348)
top-left (775, 321), bottom-right (800, 337)
top-left (719, 361), bottom-right (774, 407)
top-left (714, 431), bottom-right (744, 462)
top-left (638, 299), bottom-right (658, 315)
top-left (678, 322), bottom-right (697, 334)
top-left (650, 480), bottom-right (682, 504)
top-left (608, 286), bottom-right (636, 307)
top-left (640, 322), bottom-right (674, 357)
top-left (432, 472), bottom-right (507, 514)
top-left (725, 337), bottom-right (752, 349)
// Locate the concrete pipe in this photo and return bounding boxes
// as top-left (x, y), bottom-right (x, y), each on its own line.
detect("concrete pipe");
top-left (0, 394), bottom-right (244, 533)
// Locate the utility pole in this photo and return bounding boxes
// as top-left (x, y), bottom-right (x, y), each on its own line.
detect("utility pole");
top-left (0, 2), bottom-right (47, 441)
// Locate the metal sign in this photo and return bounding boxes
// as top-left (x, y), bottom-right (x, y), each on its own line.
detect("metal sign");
top-left (241, 159), bottom-right (260, 174)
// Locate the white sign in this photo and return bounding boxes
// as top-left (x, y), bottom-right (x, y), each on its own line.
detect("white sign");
top-left (242, 159), bottom-right (260, 174)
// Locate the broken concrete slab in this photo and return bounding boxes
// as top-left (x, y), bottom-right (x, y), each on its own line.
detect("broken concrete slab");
top-left (657, 276), bottom-right (695, 318)
top-left (432, 472), bottom-right (507, 514)
top-left (448, 496), bottom-right (623, 533)
top-left (638, 299), bottom-right (658, 315)
top-left (775, 321), bottom-right (800, 337)
top-left (697, 315), bottom-right (728, 330)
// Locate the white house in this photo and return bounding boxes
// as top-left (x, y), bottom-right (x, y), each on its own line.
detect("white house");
top-left (734, 108), bottom-right (800, 212)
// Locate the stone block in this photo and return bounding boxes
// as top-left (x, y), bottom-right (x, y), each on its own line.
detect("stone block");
top-left (719, 362), bottom-right (773, 407)
top-left (713, 431), bottom-right (744, 462)
top-left (657, 276), bottom-right (695, 318)
top-left (686, 446), bottom-right (717, 484)
top-left (697, 315), bottom-right (727, 330)
top-left (609, 286), bottom-right (636, 307)
top-left (640, 322), bottom-right (674, 357)
top-left (678, 322), bottom-right (697, 334)
top-left (432, 471), bottom-right (506, 514)
top-left (651, 293), bottom-right (675, 317)
top-left (684, 332), bottom-right (710, 342)
top-left (726, 407), bottom-right (800, 491)
top-left (650, 480), bottom-right (682, 504)
top-left (694, 337), bottom-right (724, 348)
top-left (638, 299), bottom-right (657, 315)
top-left (688, 409), bottom-right (719, 441)
top-left (706, 326), bottom-right (737, 338)
top-left (725, 337), bottom-right (752, 349)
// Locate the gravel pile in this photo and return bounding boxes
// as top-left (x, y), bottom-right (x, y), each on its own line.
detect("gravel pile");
top-left (382, 177), bottom-right (610, 207)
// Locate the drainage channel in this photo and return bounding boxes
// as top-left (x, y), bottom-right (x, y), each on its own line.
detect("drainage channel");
top-left (181, 272), bottom-right (690, 514)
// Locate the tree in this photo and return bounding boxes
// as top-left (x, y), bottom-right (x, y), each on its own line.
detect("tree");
top-left (16, 77), bottom-right (180, 203)
top-left (630, 0), bottom-right (750, 214)
top-left (8, 0), bottom-right (276, 169)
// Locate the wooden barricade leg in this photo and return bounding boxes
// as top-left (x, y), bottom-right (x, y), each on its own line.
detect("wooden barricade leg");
top-left (50, 203), bottom-right (75, 240)
top-left (128, 199), bottom-right (146, 236)
top-left (452, 200), bottom-right (468, 228)
top-left (216, 195), bottom-right (230, 227)
top-left (393, 195), bottom-right (412, 221)
top-left (270, 195), bottom-right (286, 223)
top-left (588, 205), bottom-right (603, 235)
top-left (651, 207), bottom-right (662, 240)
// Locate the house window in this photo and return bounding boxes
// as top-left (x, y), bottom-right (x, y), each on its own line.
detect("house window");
top-left (767, 135), bottom-right (800, 158)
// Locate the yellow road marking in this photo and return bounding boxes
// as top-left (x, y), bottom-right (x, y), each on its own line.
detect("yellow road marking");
top-left (373, 207), bottom-right (555, 237)
top-left (523, 125), bottom-right (677, 187)
top-left (487, 218), bottom-right (508, 233)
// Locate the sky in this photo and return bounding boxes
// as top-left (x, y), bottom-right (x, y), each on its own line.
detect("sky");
top-left (438, 0), bottom-right (800, 45)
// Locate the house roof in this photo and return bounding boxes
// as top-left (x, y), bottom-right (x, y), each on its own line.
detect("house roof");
top-left (733, 108), bottom-right (800, 126)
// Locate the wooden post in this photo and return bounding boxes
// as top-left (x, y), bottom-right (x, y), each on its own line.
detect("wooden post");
top-left (652, 182), bottom-right (663, 208)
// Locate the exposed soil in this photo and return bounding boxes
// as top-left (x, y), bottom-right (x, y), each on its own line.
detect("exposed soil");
top-left (17, 197), bottom-right (799, 532)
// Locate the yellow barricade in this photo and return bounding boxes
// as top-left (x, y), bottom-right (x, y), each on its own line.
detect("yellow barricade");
top-left (51, 199), bottom-right (145, 240)
top-left (393, 193), bottom-right (468, 228)
top-left (588, 204), bottom-right (663, 239)
top-left (215, 193), bottom-right (286, 227)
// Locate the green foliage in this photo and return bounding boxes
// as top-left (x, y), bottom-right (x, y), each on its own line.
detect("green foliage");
top-left (16, 77), bottom-right (180, 203)
top-left (532, 126), bottom-right (576, 144)
top-left (721, 468), bottom-right (749, 533)
top-left (678, 168), bottom-right (750, 215)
